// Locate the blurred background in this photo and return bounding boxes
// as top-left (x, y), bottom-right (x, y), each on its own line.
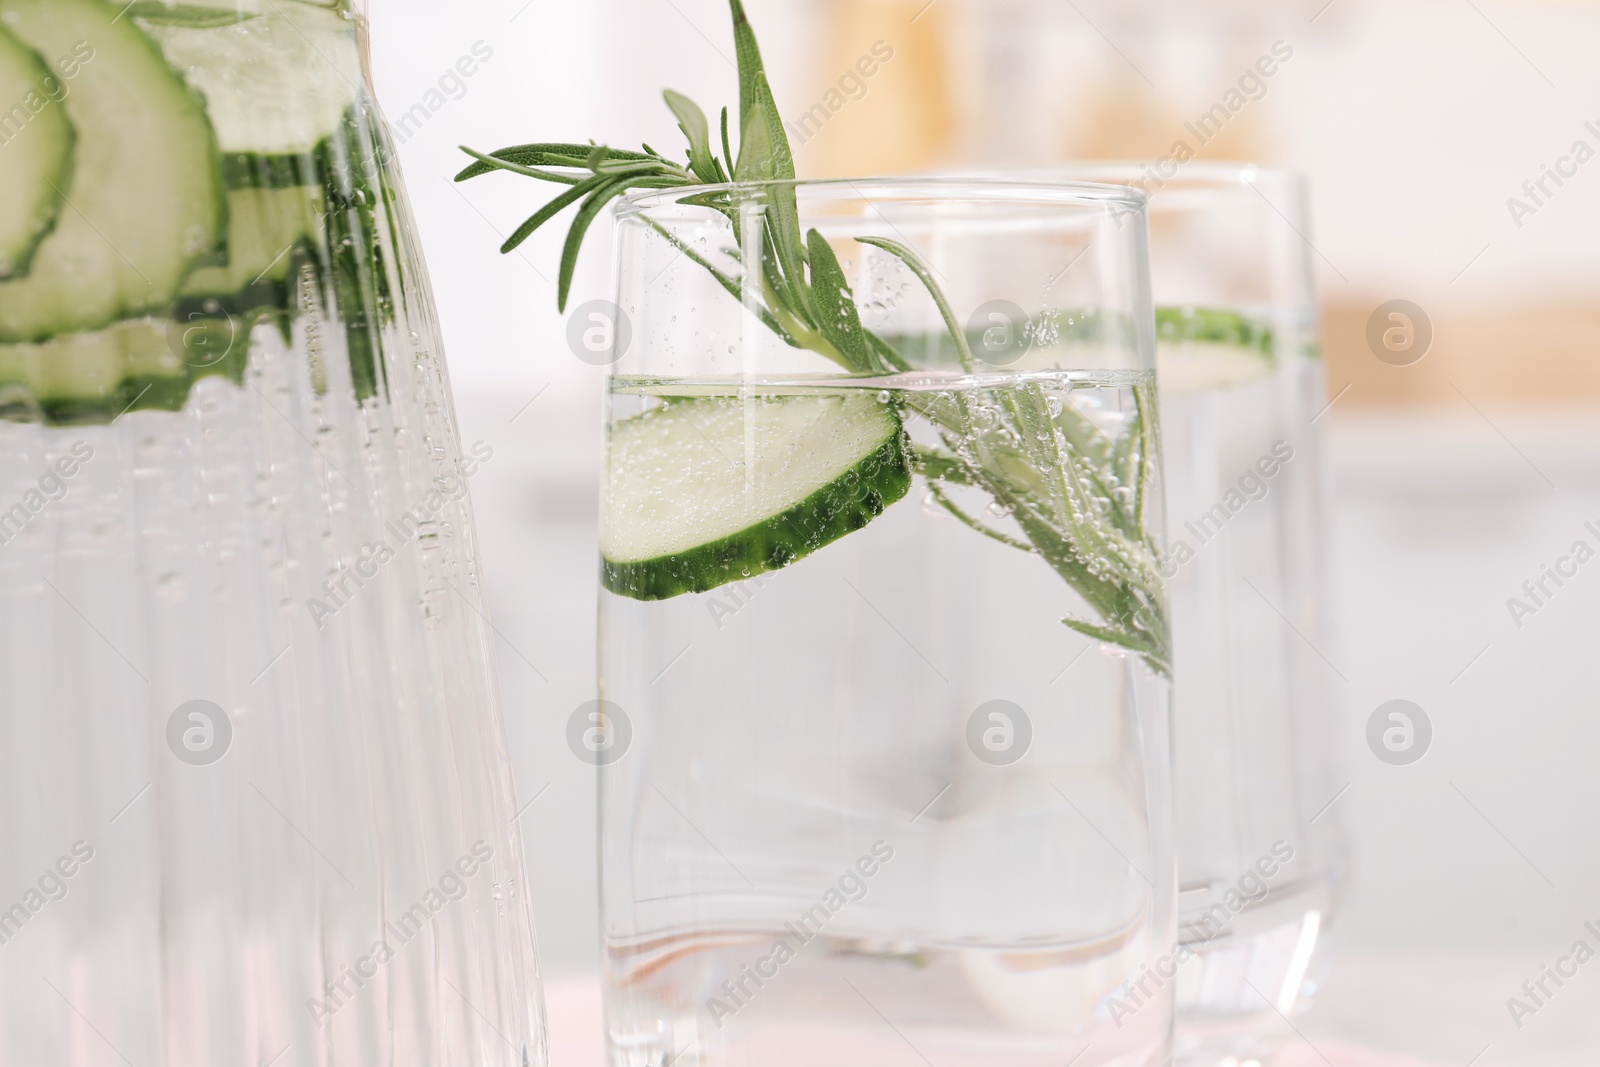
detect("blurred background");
top-left (367, 1), bottom-right (1600, 1063)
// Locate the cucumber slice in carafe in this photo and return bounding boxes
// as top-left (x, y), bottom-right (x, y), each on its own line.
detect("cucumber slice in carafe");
top-left (0, 0), bottom-right (401, 424)
top-left (135, 2), bottom-right (360, 157)
top-left (0, 24), bottom-right (74, 279)
top-left (0, 0), bottom-right (225, 343)
top-left (0, 318), bottom-right (245, 425)
top-left (179, 185), bottom-right (321, 304)
top-left (602, 392), bottom-right (913, 600)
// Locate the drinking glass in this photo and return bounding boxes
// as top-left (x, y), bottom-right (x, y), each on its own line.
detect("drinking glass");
top-left (0, 2), bottom-right (546, 1065)
top-left (595, 178), bottom-right (1176, 1067)
top-left (1038, 164), bottom-right (1349, 1065)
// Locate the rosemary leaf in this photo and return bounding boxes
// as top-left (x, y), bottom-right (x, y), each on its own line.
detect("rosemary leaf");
top-left (732, 109), bottom-right (813, 332)
top-left (733, 103), bottom-right (778, 182)
top-left (1062, 615), bottom-right (1163, 668)
top-left (559, 179), bottom-right (635, 310)
top-left (927, 482), bottom-right (1035, 553)
top-left (915, 449), bottom-right (976, 486)
top-left (455, 143), bottom-right (655, 182)
top-left (856, 237), bottom-right (976, 373)
top-left (865, 332), bottom-right (912, 373)
top-left (730, 0), bottom-right (794, 184)
top-left (805, 229), bottom-right (876, 374)
top-left (456, 147), bottom-right (585, 186)
top-left (501, 177), bottom-right (602, 254)
top-left (663, 90), bottom-right (723, 185)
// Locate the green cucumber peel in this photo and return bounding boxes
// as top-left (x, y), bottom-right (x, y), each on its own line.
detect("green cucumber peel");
top-left (0, 22), bottom-right (74, 280)
top-left (601, 394), bottom-right (912, 600)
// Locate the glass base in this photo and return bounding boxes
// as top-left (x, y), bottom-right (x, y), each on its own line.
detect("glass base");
top-left (607, 930), bottom-right (1171, 1067)
top-left (1175, 895), bottom-right (1332, 1067)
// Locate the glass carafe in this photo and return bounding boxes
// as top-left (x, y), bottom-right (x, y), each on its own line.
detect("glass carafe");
top-left (0, 2), bottom-right (546, 1065)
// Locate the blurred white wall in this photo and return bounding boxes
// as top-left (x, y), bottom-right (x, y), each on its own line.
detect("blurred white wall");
top-left (1279, 0), bottom-right (1600, 302)
top-left (942, 0), bottom-right (1600, 302)
top-left (1311, 413), bottom-right (1600, 1066)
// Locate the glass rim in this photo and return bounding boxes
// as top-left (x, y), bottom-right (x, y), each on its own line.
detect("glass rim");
top-left (966, 162), bottom-right (1306, 201)
top-left (1011, 160), bottom-right (1298, 184)
top-left (615, 176), bottom-right (1149, 218)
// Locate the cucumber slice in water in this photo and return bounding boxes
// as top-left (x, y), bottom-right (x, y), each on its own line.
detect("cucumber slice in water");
top-left (0, 317), bottom-right (246, 424)
top-left (602, 392), bottom-right (912, 600)
top-left (1155, 307), bottom-right (1276, 393)
top-left (0, 24), bottom-right (73, 279)
top-left (138, 3), bottom-right (359, 156)
top-left (180, 184), bottom-right (320, 301)
top-left (0, 0), bottom-right (224, 343)
top-left (1155, 306), bottom-right (1274, 353)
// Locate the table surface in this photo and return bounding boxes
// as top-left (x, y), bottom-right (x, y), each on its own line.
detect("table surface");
top-left (543, 978), bottom-right (1466, 1067)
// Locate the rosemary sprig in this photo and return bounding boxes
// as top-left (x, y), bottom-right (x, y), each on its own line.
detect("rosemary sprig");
top-left (457, 0), bottom-right (1169, 675)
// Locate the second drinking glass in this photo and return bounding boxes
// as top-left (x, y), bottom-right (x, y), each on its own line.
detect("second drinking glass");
top-left (593, 179), bottom-right (1177, 1067)
top-left (1038, 164), bottom-right (1350, 1066)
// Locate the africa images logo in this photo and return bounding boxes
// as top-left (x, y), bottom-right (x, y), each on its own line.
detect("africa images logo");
top-left (166, 700), bottom-right (233, 766)
top-left (306, 842), bottom-right (497, 1026)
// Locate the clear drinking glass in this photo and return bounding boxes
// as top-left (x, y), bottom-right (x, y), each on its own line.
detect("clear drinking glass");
top-left (595, 178), bottom-right (1175, 1067)
top-left (1038, 165), bottom-right (1349, 1065)
top-left (0, 3), bottom-right (545, 1065)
